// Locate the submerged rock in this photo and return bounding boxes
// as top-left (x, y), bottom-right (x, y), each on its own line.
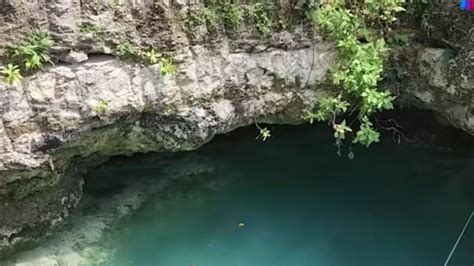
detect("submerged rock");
top-left (4, 153), bottom-right (219, 266)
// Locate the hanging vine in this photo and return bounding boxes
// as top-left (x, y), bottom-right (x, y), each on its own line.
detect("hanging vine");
top-left (305, 0), bottom-right (405, 148)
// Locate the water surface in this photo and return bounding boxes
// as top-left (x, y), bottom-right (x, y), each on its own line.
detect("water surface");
top-left (87, 125), bottom-right (474, 266)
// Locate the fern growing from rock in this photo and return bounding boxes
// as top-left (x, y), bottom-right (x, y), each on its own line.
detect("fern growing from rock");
top-left (5, 31), bottom-right (54, 75)
top-left (1, 64), bottom-right (23, 85)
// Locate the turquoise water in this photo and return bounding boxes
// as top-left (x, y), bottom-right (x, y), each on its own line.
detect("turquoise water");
top-left (87, 125), bottom-right (474, 266)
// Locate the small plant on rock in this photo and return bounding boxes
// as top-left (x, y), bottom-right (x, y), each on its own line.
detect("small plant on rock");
top-left (115, 44), bottom-right (177, 77)
top-left (95, 100), bottom-right (109, 116)
top-left (5, 31), bottom-right (54, 73)
top-left (1, 64), bottom-right (23, 85)
top-left (140, 49), bottom-right (162, 65)
top-left (189, 6), bottom-right (220, 29)
top-left (218, 0), bottom-right (245, 30)
top-left (159, 57), bottom-right (176, 76)
top-left (248, 1), bottom-right (275, 37)
top-left (26, 31), bottom-right (55, 50)
top-left (79, 22), bottom-right (107, 40)
top-left (116, 41), bottom-right (135, 58)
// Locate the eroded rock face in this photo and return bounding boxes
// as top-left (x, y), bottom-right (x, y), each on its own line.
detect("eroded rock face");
top-left (395, 3), bottom-right (474, 135)
top-left (0, 0), bottom-right (336, 256)
top-left (396, 46), bottom-right (474, 136)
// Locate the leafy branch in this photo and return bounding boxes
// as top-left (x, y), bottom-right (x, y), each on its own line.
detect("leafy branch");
top-left (305, 0), bottom-right (405, 148)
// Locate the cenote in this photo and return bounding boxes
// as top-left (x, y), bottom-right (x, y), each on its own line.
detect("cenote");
top-left (69, 121), bottom-right (473, 266)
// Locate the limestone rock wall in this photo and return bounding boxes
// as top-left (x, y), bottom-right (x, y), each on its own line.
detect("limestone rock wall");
top-left (394, 3), bottom-right (474, 135)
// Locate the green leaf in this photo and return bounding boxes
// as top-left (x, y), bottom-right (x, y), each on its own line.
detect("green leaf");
top-left (1, 64), bottom-right (23, 85)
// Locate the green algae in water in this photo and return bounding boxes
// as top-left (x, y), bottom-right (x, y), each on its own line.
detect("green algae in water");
top-left (89, 125), bottom-right (474, 266)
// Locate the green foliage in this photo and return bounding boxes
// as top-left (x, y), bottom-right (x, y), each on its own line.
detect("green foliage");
top-left (305, 0), bottom-right (405, 147)
top-left (333, 120), bottom-right (352, 140)
top-left (140, 49), bottom-right (162, 64)
top-left (248, 1), bottom-right (275, 37)
top-left (362, 0), bottom-right (406, 24)
top-left (1, 64), bottom-right (23, 85)
top-left (159, 57), bottom-right (176, 76)
top-left (254, 120), bottom-right (271, 141)
top-left (304, 95), bottom-right (349, 123)
top-left (353, 117), bottom-right (380, 147)
top-left (5, 31), bottom-right (54, 74)
top-left (79, 22), bottom-right (106, 40)
top-left (278, 16), bottom-right (290, 30)
top-left (388, 33), bottom-right (409, 46)
top-left (95, 100), bottom-right (109, 116)
top-left (25, 31), bottom-right (55, 54)
top-left (189, 6), bottom-right (220, 29)
top-left (2, 31), bottom-right (52, 85)
top-left (116, 41), bottom-right (135, 58)
top-left (189, 1), bottom-right (244, 31)
top-left (295, 0), bottom-right (318, 20)
top-left (114, 42), bottom-right (176, 77)
top-left (257, 127), bottom-right (271, 141)
top-left (218, 0), bottom-right (245, 30)
top-left (189, 1), bottom-right (277, 37)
